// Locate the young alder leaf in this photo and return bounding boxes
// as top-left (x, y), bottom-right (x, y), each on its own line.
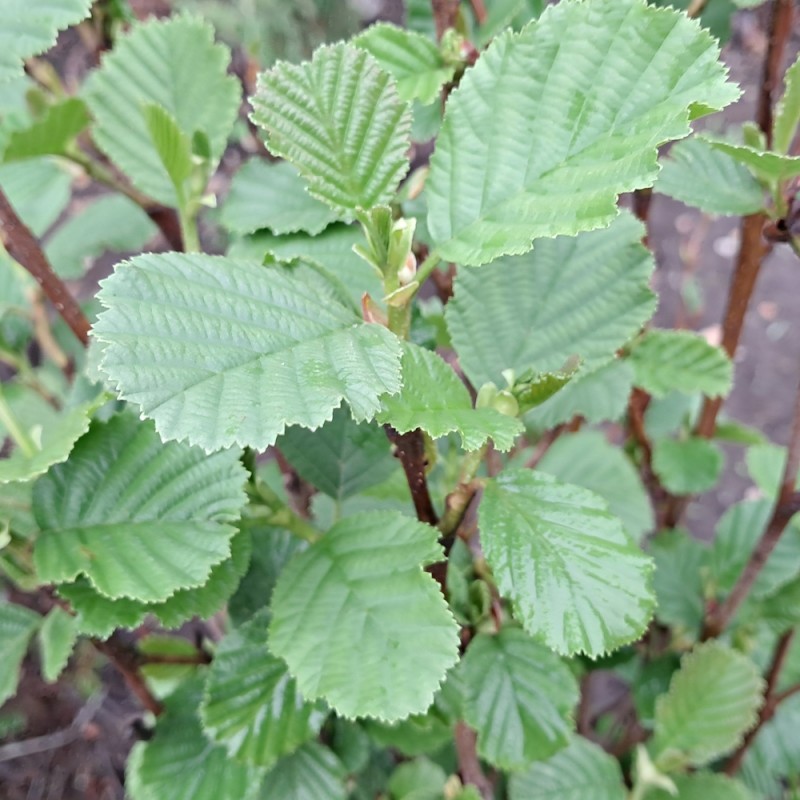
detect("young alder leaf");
top-left (426, 0), bottom-right (739, 266)
top-left (2, 98), bottom-right (90, 161)
top-left (200, 611), bottom-right (326, 768)
top-left (758, 577), bottom-right (800, 632)
top-left (0, 0), bottom-right (92, 82)
top-left (476, 0), bottom-right (546, 46)
top-left (85, 15), bottom-right (240, 206)
top-left (277, 407), bottom-right (397, 502)
top-left (251, 42), bottom-right (411, 215)
top-left (774, 55), bottom-right (800, 154)
top-left (479, 470), bottom-right (655, 657)
top-left (141, 103), bottom-right (193, 196)
top-left (221, 160), bottom-right (339, 236)
top-left (269, 511), bottom-right (460, 720)
top-left (630, 330), bottom-right (733, 399)
top-left (711, 499), bottom-right (800, 601)
top-left (508, 736), bottom-right (626, 800)
top-left (127, 679), bottom-right (265, 800)
top-left (525, 360), bottom-right (635, 429)
top-left (0, 602), bottom-right (40, 705)
top-left (446, 213), bottom-right (655, 388)
top-left (704, 137), bottom-right (800, 181)
top-left (260, 742), bottom-right (347, 800)
top-left (377, 343), bottom-right (524, 451)
top-left (228, 224), bottom-right (383, 307)
top-left (656, 137), bottom-right (765, 216)
top-left (651, 641), bottom-right (764, 770)
top-left (650, 530), bottom-right (708, 636)
top-left (537, 431), bottom-right (654, 542)
top-left (0, 397), bottom-right (100, 484)
top-left (92, 254), bottom-right (403, 452)
top-left (645, 773), bottom-right (754, 800)
top-left (461, 628), bottom-right (578, 769)
top-left (388, 758), bottom-right (447, 799)
top-left (353, 23), bottom-right (455, 105)
top-left (33, 414), bottom-right (246, 602)
top-left (746, 441), bottom-right (800, 497)
top-left (37, 605), bottom-right (78, 683)
top-left (44, 195), bottom-right (157, 280)
top-left (651, 437), bottom-right (723, 495)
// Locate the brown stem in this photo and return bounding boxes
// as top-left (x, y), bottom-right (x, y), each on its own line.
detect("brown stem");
top-left (469, 0), bottom-right (488, 24)
top-left (725, 629), bottom-right (795, 774)
top-left (0, 189), bottom-right (90, 347)
top-left (757, 0), bottom-right (795, 150)
top-left (140, 651), bottom-right (212, 666)
top-left (702, 370), bottom-right (800, 638)
top-left (385, 426), bottom-right (438, 525)
top-left (454, 721), bottom-right (494, 799)
top-left (92, 633), bottom-right (164, 716)
top-left (431, 0), bottom-right (460, 40)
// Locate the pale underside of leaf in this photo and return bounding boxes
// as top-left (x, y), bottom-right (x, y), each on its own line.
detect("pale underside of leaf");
top-left (268, 511), bottom-right (460, 720)
top-left (479, 470), bottom-right (655, 657)
top-left (92, 253), bottom-right (403, 452)
top-left (251, 42), bottom-right (411, 215)
top-left (427, 0), bottom-right (739, 265)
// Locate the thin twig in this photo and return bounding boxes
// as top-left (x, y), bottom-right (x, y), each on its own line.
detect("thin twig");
top-left (454, 721), bottom-right (494, 799)
top-left (725, 629), bottom-right (795, 774)
top-left (385, 426), bottom-right (438, 525)
top-left (431, 0), bottom-right (460, 40)
top-left (758, 0), bottom-right (795, 150)
top-left (469, 0), bottom-right (488, 25)
top-left (0, 189), bottom-right (90, 346)
top-left (702, 369), bottom-right (800, 638)
top-left (686, 0), bottom-right (710, 19)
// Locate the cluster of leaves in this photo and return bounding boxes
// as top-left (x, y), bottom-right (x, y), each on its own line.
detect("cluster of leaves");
top-left (1, 0), bottom-right (800, 797)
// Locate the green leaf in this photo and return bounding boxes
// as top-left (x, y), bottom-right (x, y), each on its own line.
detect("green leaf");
top-left (2, 98), bottom-right (90, 161)
top-left (476, 0), bottom-right (546, 47)
top-left (426, 0), bottom-right (738, 266)
top-left (278, 407), bottom-right (396, 501)
top-left (446, 213), bottom-right (655, 388)
top-left (0, 0), bottom-right (92, 83)
top-left (774, 55), bottom-right (800, 154)
top-left (537, 430), bottom-right (653, 541)
top-left (44, 194), bottom-right (157, 280)
top-left (746, 441), bottom-right (798, 497)
top-left (85, 15), bottom-right (240, 206)
top-left (0, 601), bottom-right (40, 705)
top-left (0, 157), bottom-right (71, 235)
top-left (630, 330), bottom-right (733, 399)
top-left (651, 641), bottom-right (764, 770)
top-left (127, 679), bottom-right (264, 800)
top-left (650, 530), bottom-right (708, 636)
top-left (269, 511), bottom-right (459, 720)
top-left (378, 344), bottom-right (523, 451)
top-left (461, 628), bottom-right (578, 769)
top-left (252, 42), bottom-right (411, 215)
top-left (525, 360), bottom-right (634, 429)
top-left (58, 528), bottom-right (251, 637)
top-left (221, 160), bottom-right (339, 237)
top-left (200, 611), bottom-right (325, 767)
top-left (656, 136), bottom-right (765, 215)
top-left (228, 525), bottom-right (305, 625)
top-left (479, 469), bottom-right (655, 657)
top-left (261, 742), bottom-right (347, 800)
top-left (388, 758), bottom-right (447, 800)
top-left (142, 103), bottom-right (193, 195)
top-left (759, 578), bottom-right (800, 631)
top-left (645, 773), bottom-right (753, 800)
top-left (33, 414), bottom-right (246, 602)
top-left (651, 437), bottom-right (723, 495)
top-left (37, 606), bottom-right (78, 683)
top-left (508, 737), bottom-right (626, 800)
top-left (228, 224), bottom-right (383, 307)
top-left (0, 397), bottom-right (99, 484)
top-left (704, 137), bottom-right (800, 181)
top-left (711, 499), bottom-right (800, 601)
top-left (354, 23), bottom-right (455, 105)
top-left (92, 253), bottom-right (403, 452)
